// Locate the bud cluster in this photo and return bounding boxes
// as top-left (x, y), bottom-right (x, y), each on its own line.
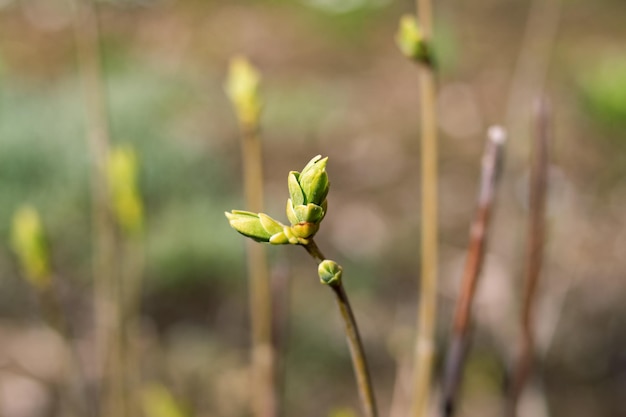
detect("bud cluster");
top-left (225, 155), bottom-right (329, 246)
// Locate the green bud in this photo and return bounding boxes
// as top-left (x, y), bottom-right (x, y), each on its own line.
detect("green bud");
top-left (396, 15), bottom-right (433, 66)
top-left (225, 210), bottom-right (288, 244)
top-left (318, 260), bottom-right (343, 285)
top-left (299, 155), bottom-right (329, 206)
top-left (288, 171), bottom-right (305, 206)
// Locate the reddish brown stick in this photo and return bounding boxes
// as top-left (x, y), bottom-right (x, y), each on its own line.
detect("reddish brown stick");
top-left (506, 98), bottom-right (551, 416)
top-left (441, 126), bottom-right (507, 417)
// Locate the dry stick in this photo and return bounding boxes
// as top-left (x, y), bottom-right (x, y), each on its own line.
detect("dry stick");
top-left (506, 98), bottom-right (550, 417)
top-left (303, 241), bottom-right (378, 417)
top-left (411, 0), bottom-right (439, 415)
top-left (71, 1), bottom-right (121, 415)
top-left (440, 127), bottom-right (507, 417)
top-left (238, 124), bottom-right (276, 417)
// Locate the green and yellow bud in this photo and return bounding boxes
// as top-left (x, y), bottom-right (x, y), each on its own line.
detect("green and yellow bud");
top-left (298, 155), bottom-right (329, 206)
top-left (10, 205), bottom-right (50, 290)
top-left (318, 260), bottom-right (343, 285)
top-left (225, 210), bottom-right (289, 245)
top-left (396, 15), bottom-right (433, 66)
top-left (225, 56), bottom-right (262, 128)
top-left (107, 145), bottom-right (144, 235)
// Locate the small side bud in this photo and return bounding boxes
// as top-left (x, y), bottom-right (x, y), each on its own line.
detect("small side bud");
top-left (225, 210), bottom-right (288, 244)
top-left (318, 260), bottom-right (343, 285)
top-left (10, 205), bottom-right (50, 290)
top-left (225, 56), bottom-right (262, 128)
top-left (396, 15), bottom-right (433, 66)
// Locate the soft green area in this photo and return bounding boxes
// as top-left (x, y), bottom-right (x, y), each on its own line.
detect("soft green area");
top-left (580, 56), bottom-right (626, 135)
top-left (0, 60), bottom-right (244, 298)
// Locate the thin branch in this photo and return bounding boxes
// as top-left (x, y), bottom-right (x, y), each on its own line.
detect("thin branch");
top-left (411, 0), bottom-right (439, 414)
top-left (239, 123), bottom-right (276, 417)
top-left (71, 0), bottom-right (119, 415)
top-left (440, 127), bottom-right (507, 417)
top-left (507, 97), bottom-right (551, 417)
top-left (303, 240), bottom-right (378, 417)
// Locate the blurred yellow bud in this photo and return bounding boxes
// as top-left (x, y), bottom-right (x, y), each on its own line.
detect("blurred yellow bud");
top-left (396, 15), bottom-right (433, 66)
top-left (141, 383), bottom-right (187, 417)
top-left (10, 205), bottom-right (50, 290)
top-left (225, 56), bottom-right (262, 128)
top-left (107, 145), bottom-right (144, 235)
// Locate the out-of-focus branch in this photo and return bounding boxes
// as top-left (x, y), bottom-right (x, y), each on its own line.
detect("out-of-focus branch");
top-left (409, 0), bottom-right (439, 414)
top-left (440, 127), bottom-right (507, 417)
top-left (71, 0), bottom-right (120, 415)
top-left (225, 57), bottom-right (276, 417)
top-left (507, 97), bottom-right (551, 417)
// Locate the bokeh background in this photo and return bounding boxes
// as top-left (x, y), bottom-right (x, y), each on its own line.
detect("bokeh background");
top-left (1, 0), bottom-right (626, 416)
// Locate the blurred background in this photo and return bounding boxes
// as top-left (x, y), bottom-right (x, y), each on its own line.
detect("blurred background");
top-left (0, 0), bottom-right (626, 416)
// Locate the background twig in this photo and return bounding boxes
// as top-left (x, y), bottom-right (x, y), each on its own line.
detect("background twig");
top-left (440, 127), bottom-right (507, 417)
top-left (506, 97), bottom-right (551, 417)
top-left (411, 0), bottom-right (439, 415)
top-left (71, 0), bottom-right (121, 415)
top-left (240, 119), bottom-right (276, 417)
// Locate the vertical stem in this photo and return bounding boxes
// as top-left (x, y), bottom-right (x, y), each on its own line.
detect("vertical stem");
top-left (440, 127), bottom-right (507, 417)
top-left (71, 0), bottom-right (118, 416)
top-left (411, 0), bottom-right (439, 415)
top-left (303, 241), bottom-right (378, 417)
top-left (506, 98), bottom-right (550, 417)
top-left (239, 124), bottom-right (276, 417)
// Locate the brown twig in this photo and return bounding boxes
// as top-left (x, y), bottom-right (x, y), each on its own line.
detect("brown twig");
top-left (506, 97), bottom-right (551, 417)
top-left (440, 127), bottom-right (507, 417)
top-left (303, 240), bottom-right (378, 417)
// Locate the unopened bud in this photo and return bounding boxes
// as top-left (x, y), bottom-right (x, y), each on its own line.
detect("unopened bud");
top-left (318, 260), bottom-right (343, 285)
top-left (225, 56), bottom-right (262, 128)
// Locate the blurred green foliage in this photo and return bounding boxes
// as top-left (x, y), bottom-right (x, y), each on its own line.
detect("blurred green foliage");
top-left (580, 56), bottom-right (626, 134)
top-left (0, 58), bottom-right (245, 303)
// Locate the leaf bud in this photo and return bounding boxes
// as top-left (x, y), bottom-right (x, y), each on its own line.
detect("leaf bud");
top-left (318, 260), bottom-right (343, 285)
